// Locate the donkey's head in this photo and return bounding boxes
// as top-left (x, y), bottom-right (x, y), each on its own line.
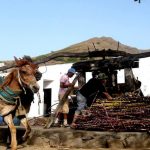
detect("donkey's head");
top-left (15, 57), bottom-right (40, 93)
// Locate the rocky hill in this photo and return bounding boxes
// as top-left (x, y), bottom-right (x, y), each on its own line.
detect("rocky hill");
top-left (59, 36), bottom-right (140, 54)
top-left (33, 36), bottom-right (144, 65)
top-left (3, 36), bottom-right (150, 66)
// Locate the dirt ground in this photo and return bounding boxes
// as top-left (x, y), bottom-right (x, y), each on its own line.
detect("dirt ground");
top-left (0, 145), bottom-right (150, 150)
top-left (1, 121), bottom-right (150, 150)
top-left (1, 145), bottom-right (150, 150)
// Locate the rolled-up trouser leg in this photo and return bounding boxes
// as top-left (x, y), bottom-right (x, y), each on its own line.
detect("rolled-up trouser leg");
top-left (75, 91), bottom-right (87, 115)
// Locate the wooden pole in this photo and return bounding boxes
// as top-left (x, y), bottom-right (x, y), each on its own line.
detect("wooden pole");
top-left (44, 73), bottom-right (81, 128)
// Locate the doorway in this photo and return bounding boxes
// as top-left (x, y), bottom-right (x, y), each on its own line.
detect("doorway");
top-left (43, 88), bottom-right (51, 116)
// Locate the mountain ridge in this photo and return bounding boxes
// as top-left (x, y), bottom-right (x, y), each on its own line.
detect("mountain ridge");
top-left (59, 36), bottom-right (140, 54)
top-left (3, 36), bottom-right (150, 65)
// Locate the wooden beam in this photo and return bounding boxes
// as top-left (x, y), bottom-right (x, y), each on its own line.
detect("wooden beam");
top-left (0, 50), bottom-right (150, 72)
top-left (0, 50), bottom-right (130, 71)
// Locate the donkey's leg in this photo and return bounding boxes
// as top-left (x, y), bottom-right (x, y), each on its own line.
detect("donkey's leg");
top-left (20, 116), bottom-right (31, 141)
top-left (4, 114), bottom-right (17, 150)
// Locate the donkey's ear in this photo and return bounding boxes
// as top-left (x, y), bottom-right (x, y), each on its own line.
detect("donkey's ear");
top-left (14, 56), bottom-right (18, 62)
top-left (14, 56), bottom-right (20, 66)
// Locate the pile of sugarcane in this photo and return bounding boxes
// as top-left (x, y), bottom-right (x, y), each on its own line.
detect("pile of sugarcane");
top-left (73, 96), bottom-right (150, 131)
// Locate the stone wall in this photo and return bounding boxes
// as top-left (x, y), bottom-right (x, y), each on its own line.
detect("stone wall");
top-left (1, 127), bottom-right (150, 149)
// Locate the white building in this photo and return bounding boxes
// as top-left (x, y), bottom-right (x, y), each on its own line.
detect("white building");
top-left (29, 57), bottom-right (150, 118)
top-left (133, 57), bottom-right (150, 96)
top-left (1, 57), bottom-right (150, 118)
top-left (28, 63), bottom-right (74, 117)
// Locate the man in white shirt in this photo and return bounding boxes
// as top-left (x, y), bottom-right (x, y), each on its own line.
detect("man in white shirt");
top-left (54, 68), bottom-right (76, 127)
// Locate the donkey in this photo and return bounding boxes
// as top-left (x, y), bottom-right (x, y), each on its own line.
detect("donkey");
top-left (0, 57), bottom-right (40, 150)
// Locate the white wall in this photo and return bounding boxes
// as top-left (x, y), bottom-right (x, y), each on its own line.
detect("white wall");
top-left (117, 57), bottom-right (150, 96)
top-left (133, 57), bottom-right (150, 96)
top-left (27, 63), bottom-right (74, 117)
top-left (22, 57), bottom-right (150, 117)
top-left (1, 58), bottom-right (150, 118)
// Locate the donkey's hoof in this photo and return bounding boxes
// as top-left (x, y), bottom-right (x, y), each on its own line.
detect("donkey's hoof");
top-left (22, 135), bottom-right (29, 142)
top-left (8, 147), bottom-right (17, 150)
top-left (6, 144), bottom-right (11, 150)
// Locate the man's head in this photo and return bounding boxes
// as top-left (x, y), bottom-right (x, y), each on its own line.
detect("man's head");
top-left (97, 73), bottom-right (108, 84)
top-left (67, 68), bottom-right (76, 77)
top-left (97, 73), bottom-right (108, 80)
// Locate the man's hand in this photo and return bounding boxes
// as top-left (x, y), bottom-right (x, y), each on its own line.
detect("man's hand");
top-left (103, 92), bottom-right (112, 100)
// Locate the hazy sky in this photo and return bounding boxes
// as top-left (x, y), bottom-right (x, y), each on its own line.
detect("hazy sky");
top-left (0, 0), bottom-right (149, 60)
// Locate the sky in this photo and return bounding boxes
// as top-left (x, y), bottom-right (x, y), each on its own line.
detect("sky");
top-left (0, 0), bottom-right (149, 60)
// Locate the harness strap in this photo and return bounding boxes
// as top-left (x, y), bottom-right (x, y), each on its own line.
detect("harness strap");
top-left (17, 69), bottom-right (26, 94)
